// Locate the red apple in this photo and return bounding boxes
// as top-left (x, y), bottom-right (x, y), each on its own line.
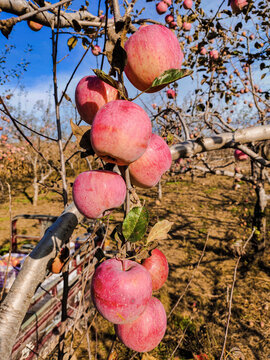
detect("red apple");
top-left (209, 49), bottom-right (219, 60)
top-left (142, 248), bottom-right (169, 290)
top-left (129, 134), bottom-right (172, 188)
top-left (27, 20), bottom-right (43, 32)
top-left (200, 47), bottom-right (207, 55)
top-left (72, 170), bottom-right (126, 219)
top-left (183, 0), bottom-right (193, 9)
top-left (165, 14), bottom-right (174, 24)
top-left (183, 22), bottom-right (192, 31)
top-left (156, 1), bottom-right (168, 14)
top-left (115, 297), bottom-right (167, 352)
top-left (230, 0), bottom-right (248, 14)
top-left (90, 100), bottom-right (152, 165)
top-left (75, 76), bottom-right (119, 125)
top-left (124, 25), bottom-right (184, 92)
top-left (91, 258), bottom-right (152, 324)
top-left (92, 45), bottom-right (101, 56)
top-left (169, 21), bottom-right (177, 29)
top-left (167, 89), bottom-right (176, 99)
top-left (234, 149), bottom-right (249, 161)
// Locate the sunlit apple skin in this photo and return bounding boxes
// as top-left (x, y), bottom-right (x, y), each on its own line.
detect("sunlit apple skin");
top-left (90, 100), bottom-right (152, 165)
top-left (27, 20), bottom-right (43, 31)
top-left (230, 0), bottom-right (248, 14)
top-left (129, 134), bottom-right (172, 188)
top-left (142, 248), bottom-right (169, 291)
top-left (124, 25), bottom-right (184, 93)
top-left (91, 258), bottom-right (152, 324)
top-left (115, 297), bottom-right (167, 352)
top-left (72, 170), bottom-right (126, 219)
top-left (234, 149), bottom-right (249, 161)
top-left (75, 76), bottom-right (119, 125)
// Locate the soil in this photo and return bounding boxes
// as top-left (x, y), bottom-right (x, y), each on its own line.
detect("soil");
top-left (1, 172), bottom-right (270, 360)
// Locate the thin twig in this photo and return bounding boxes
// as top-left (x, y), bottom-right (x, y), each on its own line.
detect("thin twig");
top-left (168, 232), bottom-right (209, 319)
top-left (219, 228), bottom-right (255, 360)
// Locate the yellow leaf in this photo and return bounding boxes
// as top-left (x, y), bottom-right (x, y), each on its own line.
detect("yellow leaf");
top-left (147, 220), bottom-right (173, 244)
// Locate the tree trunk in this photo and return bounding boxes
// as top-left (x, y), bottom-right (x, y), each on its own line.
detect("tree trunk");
top-left (0, 203), bottom-right (82, 360)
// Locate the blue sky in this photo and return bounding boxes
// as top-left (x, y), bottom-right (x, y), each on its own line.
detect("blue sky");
top-left (0, 0), bottom-right (268, 126)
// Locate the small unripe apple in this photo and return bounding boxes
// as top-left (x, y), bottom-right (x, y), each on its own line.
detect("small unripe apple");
top-left (200, 47), bottom-right (207, 55)
top-left (183, 22), bottom-right (192, 31)
top-left (92, 45), bottom-right (101, 56)
top-left (91, 258), bottom-right (152, 324)
top-left (75, 76), bottom-right (119, 125)
top-left (115, 297), bottom-right (167, 352)
top-left (142, 248), bottom-right (169, 290)
top-left (183, 0), bottom-right (193, 9)
top-left (124, 25), bottom-right (184, 92)
top-left (90, 100), bottom-right (152, 165)
top-left (165, 14), bottom-right (174, 24)
top-left (209, 50), bottom-right (219, 60)
top-left (166, 89), bottom-right (176, 99)
top-left (249, 103), bottom-right (253, 108)
top-left (129, 134), bottom-right (172, 188)
top-left (72, 170), bottom-right (126, 219)
top-left (27, 20), bottom-right (43, 31)
top-left (156, 1), bottom-right (168, 14)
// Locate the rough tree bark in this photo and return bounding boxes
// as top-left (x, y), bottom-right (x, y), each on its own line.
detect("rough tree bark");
top-left (0, 203), bottom-right (82, 360)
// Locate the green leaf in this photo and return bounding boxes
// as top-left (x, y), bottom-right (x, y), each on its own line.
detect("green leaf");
top-left (122, 207), bottom-right (149, 243)
top-left (150, 68), bottom-right (193, 89)
top-left (67, 36), bottom-right (78, 51)
top-left (146, 220), bottom-right (173, 244)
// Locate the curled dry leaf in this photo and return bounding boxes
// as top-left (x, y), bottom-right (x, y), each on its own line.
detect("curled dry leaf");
top-left (147, 219), bottom-right (173, 244)
top-left (70, 119), bottom-right (92, 151)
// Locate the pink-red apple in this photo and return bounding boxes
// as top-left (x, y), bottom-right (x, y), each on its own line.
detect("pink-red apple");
top-left (27, 20), bottom-right (43, 31)
top-left (156, 1), bottom-right (168, 14)
top-left (72, 170), bottom-right (126, 219)
top-left (230, 0), bottom-right (248, 14)
top-left (124, 25), bottom-right (184, 92)
top-left (167, 89), bottom-right (176, 99)
top-left (200, 47), bottom-right (207, 55)
top-left (128, 134), bottom-right (172, 188)
top-left (165, 14), bottom-right (174, 24)
top-left (90, 100), bottom-right (152, 165)
top-left (91, 258), bottom-right (152, 324)
top-left (183, 22), bottom-right (192, 31)
top-left (183, 0), bottom-right (193, 9)
top-left (75, 76), bottom-right (119, 125)
top-left (115, 297), bottom-right (167, 352)
top-left (209, 49), bottom-right (219, 60)
top-left (92, 45), bottom-right (101, 56)
top-left (142, 248), bottom-right (169, 291)
top-left (169, 21), bottom-right (177, 29)
top-left (234, 149), bottom-right (249, 161)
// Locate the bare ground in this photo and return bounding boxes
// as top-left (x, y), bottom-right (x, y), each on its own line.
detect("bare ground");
top-left (1, 173), bottom-right (270, 359)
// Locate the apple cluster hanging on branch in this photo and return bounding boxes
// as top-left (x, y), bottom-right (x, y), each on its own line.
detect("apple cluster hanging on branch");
top-left (70, 22), bottom-right (192, 352)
